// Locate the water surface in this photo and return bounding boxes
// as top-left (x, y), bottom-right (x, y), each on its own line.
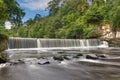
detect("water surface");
top-left (0, 48), bottom-right (120, 80)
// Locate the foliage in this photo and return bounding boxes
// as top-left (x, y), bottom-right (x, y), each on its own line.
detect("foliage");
top-left (0, 0), bottom-right (25, 26)
top-left (0, 33), bottom-right (8, 52)
top-left (1, 0), bottom-right (120, 39)
top-left (0, 33), bottom-right (8, 40)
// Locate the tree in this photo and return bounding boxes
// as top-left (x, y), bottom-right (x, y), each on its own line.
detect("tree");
top-left (25, 18), bottom-right (35, 26)
top-left (34, 14), bottom-right (42, 22)
top-left (108, 0), bottom-right (120, 38)
top-left (3, 0), bottom-right (25, 26)
top-left (47, 0), bottom-right (62, 15)
top-left (0, 0), bottom-right (8, 24)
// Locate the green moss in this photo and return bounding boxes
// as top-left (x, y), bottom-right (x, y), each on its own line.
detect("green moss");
top-left (0, 42), bottom-right (7, 51)
top-left (0, 33), bottom-right (8, 52)
top-left (0, 53), bottom-right (7, 63)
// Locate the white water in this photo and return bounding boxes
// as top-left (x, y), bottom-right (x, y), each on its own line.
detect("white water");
top-left (7, 38), bottom-right (108, 50)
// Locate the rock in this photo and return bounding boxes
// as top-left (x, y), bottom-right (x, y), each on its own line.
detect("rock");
top-left (63, 56), bottom-right (71, 60)
top-left (57, 51), bottom-right (64, 54)
top-left (53, 56), bottom-right (64, 61)
top-left (10, 61), bottom-right (20, 65)
top-left (0, 54), bottom-right (7, 64)
top-left (77, 53), bottom-right (83, 56)
top-left (86, 54), bottom-right (98, 60)
top-left (0, 58), bottom-right (7, 63)
top-left (73, 53), bottom-right (83, 58)
top-left (38, 61), bottom-right (50, 65)
top-left (10, 59), bottom-right (25, 65)
top-left (96, 54), bottom-right (107, 58)
top-left (18, 59), bottom-right (25, 63)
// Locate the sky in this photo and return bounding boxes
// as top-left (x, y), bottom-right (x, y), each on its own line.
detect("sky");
top-left (16, 0), bottom-right (52, 22)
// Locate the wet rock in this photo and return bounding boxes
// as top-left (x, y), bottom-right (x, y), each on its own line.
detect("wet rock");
top-left (0, 58), bottom-right (7, 63)
top-left (86, 54), bottom-right (98, 60)
top-left (96, 54), bottom-right (107, 58)
top-left (10, 61), bottom-right (20, 65)
top-left (53, 56), bottom-right (64, 61)
top-left (63, 56), bottom-right (71, 60)
top-left (77, 53), bottom-right (83, 56)
top-left (38, 61), bottom-right (50, 65)
top-left (73, 53), bottom-right (83, 58)
top-left (20, 58), bottom-right (38, 64)
top-left (18, 59), bottom-right (25, 63)
top-left (0, 54), bottom-right (7, 64)
top-left (57, 51), bottom-right (64, 54)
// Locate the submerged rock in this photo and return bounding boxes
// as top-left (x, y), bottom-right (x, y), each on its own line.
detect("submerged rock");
top-left (10, 59), bottom-right (25, 65)
top-left (53, 56), bottom-right (64, 61)
top-left (63, 56), bottom-right (71, 60)
top-left (96, 54), bottom-right (107, 58)
top-left (73, 53), bottom-right (83, 58)
top-left (53, 55), bottom-right (72, 61)
top-left (38, 61), bottom-right (50, 65)
top-left (86, 54), bottom-right (98, 60)
top-left (57, 51), bottom-right (64, 54)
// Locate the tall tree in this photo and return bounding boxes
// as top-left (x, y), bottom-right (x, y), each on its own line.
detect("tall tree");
top-left (47, 0), bottom-right (62, 15)
top-left (0, 0), bottom-right (8, 24)
top-left (34, 14), bottom-right (42, 22)
top-left (110, 0), bottom-right (120, 38)
top-left (3, 0), bottom-right (25, 26)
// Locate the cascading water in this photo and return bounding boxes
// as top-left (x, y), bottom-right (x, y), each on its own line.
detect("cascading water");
top-left (7, 37), bottom-right (108, 49)
top-left (8, 38), bottom-right (38, 49)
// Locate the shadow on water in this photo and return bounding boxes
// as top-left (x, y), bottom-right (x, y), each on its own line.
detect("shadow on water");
top-left (0, 47), bottom-right (120, 80)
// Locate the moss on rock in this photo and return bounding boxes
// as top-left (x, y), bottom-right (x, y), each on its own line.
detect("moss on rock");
top-left (0, 53), bottom-right (7, 63)
top-left (0, 33), bottom-right (8, 52)
top-left (0, 33), bottom-right (8, 63)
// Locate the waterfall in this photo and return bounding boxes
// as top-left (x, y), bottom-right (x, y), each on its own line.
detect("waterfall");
top-left (7, 38), bottom-right (108, 49)
top-left (8, 38), bottom-right (37, 49)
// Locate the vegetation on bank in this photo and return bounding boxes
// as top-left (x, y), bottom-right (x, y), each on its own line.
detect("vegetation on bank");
top-left (104, 38), bottom-right (120, 47)
top-left (0, 0), bottom-right (120, 39)
top-left (0, 33), bottom-right (8, 63)
top-left (0, 53), bottom-right (7, 63)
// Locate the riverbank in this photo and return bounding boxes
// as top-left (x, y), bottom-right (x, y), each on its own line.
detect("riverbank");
top-left (104, 38), bottom-right (120, 47)
top-left (0, 33), bottom-right (8, 64)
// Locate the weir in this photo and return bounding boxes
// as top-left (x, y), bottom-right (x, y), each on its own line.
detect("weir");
top-left (7, 37), bottom-right (108, 49)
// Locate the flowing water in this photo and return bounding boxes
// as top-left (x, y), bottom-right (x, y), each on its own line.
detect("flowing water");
top-left (0, 38), bottom-right (120, 80)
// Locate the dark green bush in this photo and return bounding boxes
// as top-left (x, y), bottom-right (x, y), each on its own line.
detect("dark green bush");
top-left (0, 33), bottom-right (8, 41)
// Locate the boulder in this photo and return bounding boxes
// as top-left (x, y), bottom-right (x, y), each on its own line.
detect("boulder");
top-left (96, 54), bottom-right (107, 58)
top-left (38, 61), bottom-right (50, 65)
top-left (63, 56), bottom-right (71, 60)
top-left (57, 51), bottom-right (64, 54)
top-left (53, 56), bottom-right (64, 61)
top-left (0, 54), bottom-right (7, 63)
top-left (73, 53), bottom-right (83, 58)
top-left (86, 54), bottom-right (98, 60)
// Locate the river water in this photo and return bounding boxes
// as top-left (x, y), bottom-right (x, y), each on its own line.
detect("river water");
top-left (0, 47), bottom-right (120, 80)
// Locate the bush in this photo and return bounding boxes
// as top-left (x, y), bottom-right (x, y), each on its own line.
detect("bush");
top-left (0, 53), bottom-right (7, 63)
top-left (0, 33), bottom-right (8, 41)
top-left (0, 33), bottom-right (8, 51)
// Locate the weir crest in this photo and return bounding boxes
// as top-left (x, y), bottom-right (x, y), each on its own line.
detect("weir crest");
top-left (7, 37), bottom-right (108, 49)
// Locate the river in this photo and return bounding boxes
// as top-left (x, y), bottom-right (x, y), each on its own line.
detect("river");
top-left (0, 47), bottom-right (120, 80)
